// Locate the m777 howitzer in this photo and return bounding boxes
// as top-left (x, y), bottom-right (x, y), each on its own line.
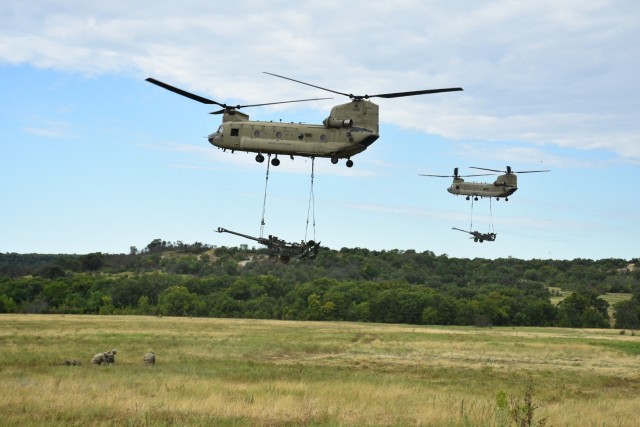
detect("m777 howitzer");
top-left (452, 227), bottom-right (497, 243)
top-left (216, 227), bottom-right (320, 264)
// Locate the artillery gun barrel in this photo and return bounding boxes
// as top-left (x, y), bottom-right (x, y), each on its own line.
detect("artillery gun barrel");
top-left (216, 227), bottom-right (264, 243)
top-left (451, 227), bottom-right (471, 235)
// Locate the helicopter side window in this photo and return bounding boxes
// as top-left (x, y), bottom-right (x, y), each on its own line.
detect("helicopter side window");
top-left (231, 128), bottom-right (239, 137)
top-left (254, 130), bottom-right (261, 137)
top-left (276, 131), bottom-right (282, 139)
top-left (320, 134), bottom-right (327, 142)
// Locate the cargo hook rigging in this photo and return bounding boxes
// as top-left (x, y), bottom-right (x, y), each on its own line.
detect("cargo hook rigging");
top-left (259, 154), bottom-right (271, 238)
top-left (305, 157), bottom-right (316, 242)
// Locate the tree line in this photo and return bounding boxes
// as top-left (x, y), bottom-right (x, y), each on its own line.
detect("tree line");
top-left (1, 240), bottom-right (639, 329)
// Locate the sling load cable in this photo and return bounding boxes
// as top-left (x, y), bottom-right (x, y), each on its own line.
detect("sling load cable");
top-left (489, 197), bottom-right (496, 234)
top-left (305, 157), bottom-right (316, 243)
top-left (469, 196), bottom-right (475, 232)
top-left (259, 154), bottom-right (272, 238)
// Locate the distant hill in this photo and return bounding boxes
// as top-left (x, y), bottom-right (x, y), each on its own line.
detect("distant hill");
top-left (1, 240), bottom-right (638, 329)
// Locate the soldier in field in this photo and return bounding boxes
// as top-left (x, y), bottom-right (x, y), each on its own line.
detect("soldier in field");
top-left (91, 349), bottom-right (117, 365)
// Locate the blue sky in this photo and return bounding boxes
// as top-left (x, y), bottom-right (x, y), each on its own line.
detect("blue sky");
top-left (1, 1), bottom-right (639, 260)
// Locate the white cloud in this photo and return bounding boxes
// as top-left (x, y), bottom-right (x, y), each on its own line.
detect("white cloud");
top-left (1, 0), bottom-right (639, 161)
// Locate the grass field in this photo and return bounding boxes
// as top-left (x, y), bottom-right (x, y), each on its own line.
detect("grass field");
top-left (1, 314), bottom-right (639, 426)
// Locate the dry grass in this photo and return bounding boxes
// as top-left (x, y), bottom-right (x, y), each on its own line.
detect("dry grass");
top-left (1, 314), bottom-right (640, 426)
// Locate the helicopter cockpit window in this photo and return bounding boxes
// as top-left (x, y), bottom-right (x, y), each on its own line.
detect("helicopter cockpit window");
top-left (231, 128), bottom-right (239, 137)
top-left (217, 125), bottom-right (224, 134)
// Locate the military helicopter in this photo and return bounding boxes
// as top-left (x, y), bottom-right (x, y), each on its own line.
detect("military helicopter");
top-left (146, 73), bottom-right (462, 167)
top-left (420, 166), bottom-right (550, 201)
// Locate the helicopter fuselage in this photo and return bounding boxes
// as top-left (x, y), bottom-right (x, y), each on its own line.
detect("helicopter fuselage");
top-left (208, 100), bottom-right (380, 165)
top-left (448, 174), bottom-right (518, 200)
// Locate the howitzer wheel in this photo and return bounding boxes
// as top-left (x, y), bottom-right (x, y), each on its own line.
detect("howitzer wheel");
top-left (268, 255), bottom-right (278, 263)
top-left (279, 255), bottom-right (290, 264)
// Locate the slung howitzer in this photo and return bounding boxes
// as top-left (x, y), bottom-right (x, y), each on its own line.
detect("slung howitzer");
top-left (452, 227), bottom-right (496, 243)
top-left (216, 227), bottom-right (320, 263)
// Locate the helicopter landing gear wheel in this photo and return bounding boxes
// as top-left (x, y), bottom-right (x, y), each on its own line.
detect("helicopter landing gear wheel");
top-left (271, 157), bottom-right (280, 166)
top-left (256, 153), bottom-right (265, 163)
top-left (505, 197), bottom-right (509, 201)
top-left (279, 255), bottom-right (290, 264)
top-left (474, 237), bottom-right (479, 242)
top-left (346, 159), bottom-right (354, 168)
top-left (331, 156), bottom-right (338, 164)
top-left (466, 196), bottom-right (470, 200)
top-left (474, 197), bottom-right (479, 201)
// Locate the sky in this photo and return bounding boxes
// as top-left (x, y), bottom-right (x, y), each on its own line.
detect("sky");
top-left (1, 0), bottom-right (639, 260)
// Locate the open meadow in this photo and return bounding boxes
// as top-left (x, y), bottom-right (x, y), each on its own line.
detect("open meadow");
top-left (1, 314), bottom-right (639, 426)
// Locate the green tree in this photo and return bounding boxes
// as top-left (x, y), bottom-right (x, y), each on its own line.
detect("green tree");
top-left (138, 295), bottom-right (151, 315)
top-left (98, 295), bottom-right (115, 315)
top-left (0, 295), bottom-right (17, 313)
top-left (557, 292), bottom-right (609, 328)
top-left (613, 299), bottom-right (640, 329)
top-left (81, 252), bottom-right (104, 271)
top-left (158, 286), bottom-right (196, 316)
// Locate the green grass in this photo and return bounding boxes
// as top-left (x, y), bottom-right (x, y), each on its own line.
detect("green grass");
top-left (1, 314), bottom-right (640, 426)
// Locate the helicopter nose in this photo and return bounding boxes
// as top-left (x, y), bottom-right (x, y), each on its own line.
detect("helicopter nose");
top-left (208, 133), bottom-right (221, 146)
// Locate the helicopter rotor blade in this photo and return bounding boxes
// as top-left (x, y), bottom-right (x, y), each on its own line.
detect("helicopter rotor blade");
top-left (209, 97), bottom-right (333, 114)
top-left (514, 169), bottom-right (551, 174)
top-left (147, 77), bottom-right (332, 115)
top-left (470, 166), bottom-right (504, 173)
top-left (146, 78), bottom-right (226, 107)
top-left (368, 87), bottom-right (463, 99)
top-left (470, 166), bottom-right (551, 174)
top-left (264, 72), bottom-right (463, 101)
top-left (419, 172), bottom-right (495, 178)
top-left (236, 97), bottom-right (333, 109)
top-left (263, 72), bottom-right (352, 97)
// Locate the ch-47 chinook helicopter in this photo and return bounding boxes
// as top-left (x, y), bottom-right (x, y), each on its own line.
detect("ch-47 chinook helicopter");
top-left (419, 166), bottom-right (550, 201)
top-left (146, 73), bottom-right (462, 167)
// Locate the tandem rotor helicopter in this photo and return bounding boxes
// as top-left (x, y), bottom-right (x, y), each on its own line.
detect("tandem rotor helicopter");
top-left (419, 166), bottom-right (550, 201)
top-left (146, 73), bottom-right (463, 168)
